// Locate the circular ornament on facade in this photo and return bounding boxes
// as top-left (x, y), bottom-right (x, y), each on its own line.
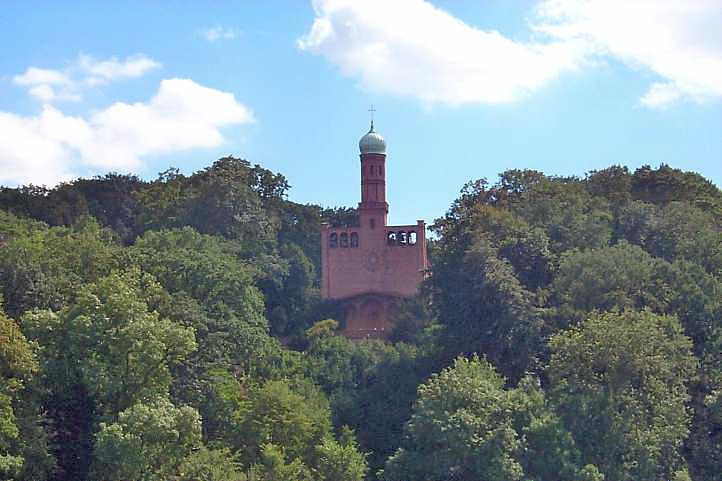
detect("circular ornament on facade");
top-left (364, 250), bottom-right (381, 272)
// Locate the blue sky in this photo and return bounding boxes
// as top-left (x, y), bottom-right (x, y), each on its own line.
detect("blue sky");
top-left (1, 0), bottom-right (721, 225)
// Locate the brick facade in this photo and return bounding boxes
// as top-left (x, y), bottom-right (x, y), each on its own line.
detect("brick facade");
top-left (320, 125), bottom-right (428, 339)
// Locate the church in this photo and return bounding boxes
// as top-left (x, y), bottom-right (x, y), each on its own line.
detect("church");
top-left (320, 121), bottom-right (429, 339)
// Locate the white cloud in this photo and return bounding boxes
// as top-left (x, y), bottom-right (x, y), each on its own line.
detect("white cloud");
top-left (13, 67), bottom-right (81, 102)
top-left (535, 0), bottom-right (722, 108)
top-left (299, 0), bottom-right (722, 108)
top-left (298, 0), bottom-right (583, 105)
top-left (639, 82), bottom-right (682, 109)
top-left (201, 25), bottom-right (239, 43)
top-left (13, 67), bottom-right (72, 87)
top-left (12, 54), bottom-right (161, 102)
top-left (0, 78), bottom-right (254, 186)
top-left (78, 54), bottom-right (161, 85)
top-left (0, 110), bottom-right (79, 186)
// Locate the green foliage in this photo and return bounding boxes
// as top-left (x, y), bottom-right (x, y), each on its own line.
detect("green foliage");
top-left (514, 177), bottom-right (613, 254)
top-left (258, 242), bottom-right (319, 338)
top-left (129, 227), bottom-right (265, 320)
top-left (383, 356), bottom-right (587, 481)
top-left (134, 157), bottom-right (282, 255)
top-left (178, 446), bottom-right (246, 481)
top-left (2, 159), bottom-right (720, 480)
top-left (429, 235), bottom-right (543, 381)
top-left (320, 206), bottom-right (359, 228)
top-left (305, 318), bottom-right (339, 339)
top-left (210, 373), bottom-right (369, 480)
top-left (585, 165), bottom-right (632, 205)
top-left (24, 268), bottom-right (196, 420)
top-left (90, 397), bottom-right (202, 481)
top-left (0, 310), bottom-right (38, 479)
top-left (631, 164), bottom-right (722, 217)
top-left (547, 309), bottom-right (698, 481)
top-left (0, 213), bottom-right (121, 318)
top-left (314, 428), bottom-right (368, 481)
top-left (255, 443), bottom-right (313, 481)
top-left (551, 242), bottom-right (665, 321)
top-left (302, 330), bottom-right (427, 473)
top-left (22, 269), bottom-right (195, 480)
top-left (230, 379), bottom-right (331, 467)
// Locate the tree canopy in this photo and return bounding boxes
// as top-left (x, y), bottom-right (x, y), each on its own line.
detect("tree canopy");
top-left (0, 160), bottom-right (719, 480)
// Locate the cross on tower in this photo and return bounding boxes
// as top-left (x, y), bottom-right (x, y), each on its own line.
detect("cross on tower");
top-left (368, 105), bottom-right (376, 129)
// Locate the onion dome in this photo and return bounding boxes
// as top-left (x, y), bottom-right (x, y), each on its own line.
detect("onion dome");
top-left (359, 121), bottom-right (386, 155)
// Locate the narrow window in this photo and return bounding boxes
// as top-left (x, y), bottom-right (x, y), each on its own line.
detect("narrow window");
top-left (408, 231), bottom-right (417, 245)
top-left (370, 165), bottom-right (375, 176)
top-left (329, 233), bottom-right (338, 248)
top-left (387, 231), bottom-right (396, 246)
top-left (398, 231), bottom-right (407, 246)
top-left (350, 232), bottom-right (359, 248)
top-left (370, 218), bottom-right (376, 229)
top-left (340, 232), bottom-right (349, 248)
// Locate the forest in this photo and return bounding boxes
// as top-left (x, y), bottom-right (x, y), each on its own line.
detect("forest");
top-left (0, 158), bottom-right (720, 481)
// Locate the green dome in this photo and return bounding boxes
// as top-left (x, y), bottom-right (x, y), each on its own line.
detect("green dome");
top-left (359, 122), bottom-right (386, 155)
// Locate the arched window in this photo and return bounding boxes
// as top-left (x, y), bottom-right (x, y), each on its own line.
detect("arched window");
top-left (398, 231), bottom-right (407, 246)
top-left (329, 233), bottom-right (338, 248)
top-left (370, 218), bottom-right (376, 229)
top-left (408, 231), bottom-right (417, 245)
top-left (370, 165), bottom-right (375, 176)
top-left (380, 165), bottom-right (383, 176)
top-left (350, 232), bottom-right (359, 247)
top-left (387, 231), bottom-right (396, 246)
top-left (340, 232), bottom-right (349, 248)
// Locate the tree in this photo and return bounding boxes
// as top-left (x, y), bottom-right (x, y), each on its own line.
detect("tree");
top-left (303, 329), bottom-right (423, 473)
top-left (429, 236), bottom-right (543, 382)
top-left (22, 269), bottom-right (196, 480)
top-left (0, 214), bottom-right (121, 319)
top-left (585, 165), bottom-right (632, 206)
top-left (254, 443), bottom-right (313, 481)
top-left (0, 309), bottom-right (54, 480)
top-left (90, 397), bottom-right (202, 481)
top-left (320, 207), bottom-right (359, 228)
top-left (178, 446), bottom-right (246, 481)
top-left (258, 242), bottom-right (319, 338)
top-left (315, 428), bottom-right (367, 481)
top-left (229, 379), bottom-right (331, 468)
top-left (551, 242), bottom-right (665, 323)
top-left (547, 309), bottom-right (697, 481)
top-left (514, 177), bottom-right (613, 254)
top-left (24, 268), bottom-right (196, 420)
top-left (129, 227), bottom-right (265, 320)
top-left (631, 164), bottom-right (722, 217)
top-left (383, 356), bottom-right (588, 481)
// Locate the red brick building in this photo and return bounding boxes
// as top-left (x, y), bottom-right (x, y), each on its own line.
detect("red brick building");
top-left (320, 122), bottom-right (429, 339)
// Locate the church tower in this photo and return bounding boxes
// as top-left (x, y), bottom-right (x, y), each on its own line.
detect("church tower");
top-left (358, 121), bottom-right (388, 230)
top-left (320, 121), bottom-right (428, 339)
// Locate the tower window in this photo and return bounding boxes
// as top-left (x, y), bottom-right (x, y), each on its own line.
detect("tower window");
top-left (370, 218), bottom-right (376, 229)
top-left (387, 231), bottom-right (396, 246)
top-left (408, 231), bottom-right (417, 245)
top-left (370, 165), bottom-right (375, 176)
top-left (340, 232), bottom-right (349, 248)
top-left (350, 232), bottom-right (359, 248)
top-left (329, 233), bottom-right (338, 248)
top-left (398, 231), bottom-right (407, 246)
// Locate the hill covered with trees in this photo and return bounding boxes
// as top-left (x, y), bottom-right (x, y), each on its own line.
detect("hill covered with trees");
top-left (0, 159), bottom-right (720, 481)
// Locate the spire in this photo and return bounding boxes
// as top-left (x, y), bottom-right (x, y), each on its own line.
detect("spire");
top-left (368, 104), bottom-right (376, 131)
